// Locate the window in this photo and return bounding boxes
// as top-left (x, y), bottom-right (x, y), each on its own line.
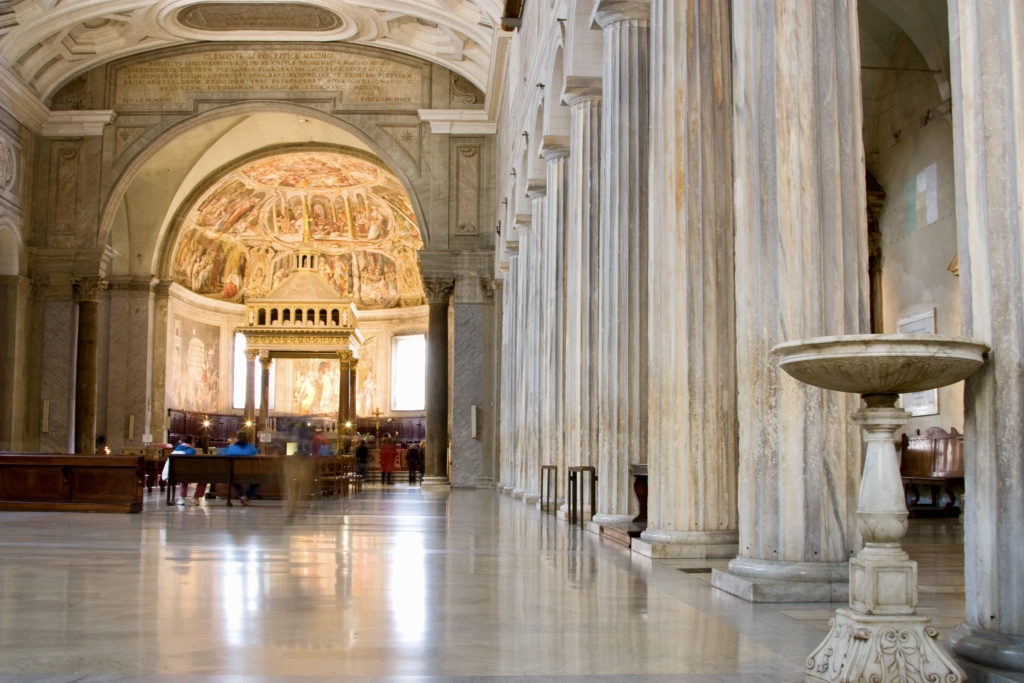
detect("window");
top-left (391, 334), bottom-right (425, 411)
top-left (232, 333), bottom-right (275, 410)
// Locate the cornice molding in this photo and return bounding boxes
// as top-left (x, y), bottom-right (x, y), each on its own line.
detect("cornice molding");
top-left (42, 110), bottom-right (117, 137)
top-left (418, 108), bottom-right (497, 135)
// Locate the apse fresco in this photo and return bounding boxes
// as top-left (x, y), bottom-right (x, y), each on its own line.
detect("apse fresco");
top-left (170, 152), bottom-right (424, 308)
top-left (170, 314), bottom-right (220, 413)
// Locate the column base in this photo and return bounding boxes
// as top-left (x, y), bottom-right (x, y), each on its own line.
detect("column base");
top-left (806, 608), bottom-right (965, 682)
top-left (948, 623), bottom-right (1024, 681)
top-left (591, 512), bottom-right (633, 524)
top-left (512, 488), bottom-right (526, 499)
top-left (632, 529), bottom-right (738, 559)
top-left (421, 476), bottom-right (451, 487)
top-left (711, 557), bottom-right (849, 603)
top-left (849, 550), bottom-right (916, 615)
top-left (522, 491), bottom-right (540, 505)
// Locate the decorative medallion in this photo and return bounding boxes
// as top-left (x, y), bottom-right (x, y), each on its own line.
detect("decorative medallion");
top-left (177, 3), bottom-right (343, 32)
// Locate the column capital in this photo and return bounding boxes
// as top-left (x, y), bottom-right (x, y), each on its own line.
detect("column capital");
top-left (562, 76), bottom-right (603, 106)
top-left (245, 348), bottom-right (261, 363)
top-left (423, 277), bottom-right (455, 305)
top-left (480, 277), bottom-right (496, 303)
top-left (73, 276), bottom-right (107, 303)
top-left (526, 180), bottom-right (547, 199)
top-left (539, 136), bottom-right (570, 160)
top-left (592, 0), bottom-right (650, 29)
top-left (259, 355), bottom-right (272, 369)
top-left (337, 349), bottom-right (355, 364)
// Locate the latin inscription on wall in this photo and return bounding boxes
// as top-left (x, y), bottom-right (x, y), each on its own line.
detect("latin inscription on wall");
top-left (113, 49), bottom-right (424, 109)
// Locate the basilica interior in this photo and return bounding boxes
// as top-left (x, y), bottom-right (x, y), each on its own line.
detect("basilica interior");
top-left (0, 1), bottom-right (1021, 681)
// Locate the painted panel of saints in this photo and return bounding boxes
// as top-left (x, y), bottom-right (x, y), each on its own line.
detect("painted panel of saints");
top-left (170, 314), bottom-right (220, 412)
top-left (290, 358), bottom-right (340, 415)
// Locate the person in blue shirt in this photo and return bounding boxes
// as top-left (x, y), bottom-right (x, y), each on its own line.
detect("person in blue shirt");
top-left (225, 430), bottom-right (260, 505)
top-left (169, 436), bottom-right (198, 506)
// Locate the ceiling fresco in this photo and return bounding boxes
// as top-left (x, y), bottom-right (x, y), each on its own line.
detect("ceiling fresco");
top-left (170, 151), bottom-right (424, 309)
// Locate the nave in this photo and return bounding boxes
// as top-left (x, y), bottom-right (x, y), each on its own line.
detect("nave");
top-left (0, 488), bottom-right (964, 681)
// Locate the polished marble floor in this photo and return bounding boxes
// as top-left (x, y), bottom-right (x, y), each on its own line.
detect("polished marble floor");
top-left (0, 485), bottom-right (966, 682)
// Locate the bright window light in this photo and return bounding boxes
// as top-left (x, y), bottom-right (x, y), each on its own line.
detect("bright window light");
top-left (391, 334), bottom-right (425, 411)
top-left (232, 333), bottom-right (274, 410)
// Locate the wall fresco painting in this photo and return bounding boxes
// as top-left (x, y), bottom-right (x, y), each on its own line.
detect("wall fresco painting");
top-left (356, 336), bottom-right (379, 417)
top-left (170, 313), bottom-right (220, 412)
top-left (170, 151), bottom-right (424, 308)
top-left (290, 358), bottom-right (341, 415)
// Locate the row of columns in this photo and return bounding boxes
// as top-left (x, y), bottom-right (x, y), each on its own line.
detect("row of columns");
top-left (498, 0), bottom-right (1024, 677)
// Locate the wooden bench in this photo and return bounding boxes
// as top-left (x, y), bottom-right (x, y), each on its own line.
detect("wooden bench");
top-left (0, 454), bottom-right (144, 513)
top-left (899, 426), bottom-right (964, 515)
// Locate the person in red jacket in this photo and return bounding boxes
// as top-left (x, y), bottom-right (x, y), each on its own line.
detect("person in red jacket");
top-left (379, 436), bottom-right (397, 485)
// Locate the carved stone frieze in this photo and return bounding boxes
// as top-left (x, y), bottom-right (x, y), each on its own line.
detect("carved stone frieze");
top-left (422, 277), bottom-right (455, 305)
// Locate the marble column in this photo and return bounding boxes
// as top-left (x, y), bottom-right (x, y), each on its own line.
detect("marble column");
top-left (712, 0), bottom-right (867, 602)
top-left (635, 0), bottom-right (738, 560)
top-left (423, 277), bottom-right (454, 484)
top-left (498, 253), bottom-right (519, 493)
top-left (244, 348), bottom-right (258, 427)
top-left (593, 0), bottom-right (650, 524)
top-left (512, 220), bottom-right (531, 498)
top-left (259, 355), bottom-right (271, 440)
top-left (483, 278), bottom-right (501, 488)
top-left (149, 282), bottom-right (171, 443)
top-left (335, 352), bottom-right (356, 427)
top-left (522, 181), bottom-right (546, 504)
top-left (540, 139), bottom-right (569, 507)
top-left (0, 276), bottom-right (29, 451)
top-left (947, 1), bottom-right (1024, 678)
top-left (103, 277), bottom-right (155, 453)
top-left (74, 277), bottom-right (106, 455)
top-left (562, 79), bottom-right (602, 517)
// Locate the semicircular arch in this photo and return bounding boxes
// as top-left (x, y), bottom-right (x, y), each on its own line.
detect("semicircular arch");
top-left (100, 102), bottom-right (433, 273)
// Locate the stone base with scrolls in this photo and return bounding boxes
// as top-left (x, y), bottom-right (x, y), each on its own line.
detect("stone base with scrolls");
top-left (806, 608), bottom-right (965, 682)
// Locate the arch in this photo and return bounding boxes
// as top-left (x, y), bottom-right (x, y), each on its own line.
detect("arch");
top-left (98, 102), bottom-right (434, 274)
top-left (543, 37), bottom-right (571, 138)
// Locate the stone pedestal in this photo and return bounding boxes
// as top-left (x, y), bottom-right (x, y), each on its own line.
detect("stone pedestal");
top-left (592, 0), bottom-right (650, 525)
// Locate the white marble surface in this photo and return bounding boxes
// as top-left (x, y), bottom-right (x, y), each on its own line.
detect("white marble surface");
top-left (450, 302), bottom-right (484, 487)
top-left (0, 487), bottom-right (967, 682)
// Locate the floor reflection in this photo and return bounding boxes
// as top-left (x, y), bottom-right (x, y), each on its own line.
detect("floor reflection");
top-left (0, 485), bottom-right (966, 681)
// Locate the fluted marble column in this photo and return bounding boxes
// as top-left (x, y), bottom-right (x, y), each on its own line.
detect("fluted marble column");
top-left (498, 254), bottom-right (518, 493)
top-left (522, 181), bottom-right (546, 504)
top-left (540, 139), bottom-right (569, 507)
top-left (635, 0), bottom-right (737, 560)
top-left (947, 2), bottom-right (1024, 678)
top-left (423, 277), bottom-right (455, 484)
top-left (593, 0), bottom-right (650, 524)
top-left (562, 78), bottom-right (602, 517)
top-left (74, 277), bottom-right (106, 454)
top-left (512, 219), bottom-right (531, 498)
top-left (711, 0), bottom-right (866, 602)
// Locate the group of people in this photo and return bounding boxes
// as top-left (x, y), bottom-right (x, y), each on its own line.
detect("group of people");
top-left (167, 429), bottom-right (427, 507)
top-left (353, 436), bottom-right (424, 486)
top-left (168, 430), bottom-right (260, 506)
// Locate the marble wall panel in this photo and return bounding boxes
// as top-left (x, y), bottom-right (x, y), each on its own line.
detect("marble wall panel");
top-left (451, 302), bottom-right (485, 487)
top-left (40, 300), bottom-right (76, 452)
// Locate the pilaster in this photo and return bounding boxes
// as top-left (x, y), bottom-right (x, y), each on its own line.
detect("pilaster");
top-left (103, 276), bottom-right (156, 453)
